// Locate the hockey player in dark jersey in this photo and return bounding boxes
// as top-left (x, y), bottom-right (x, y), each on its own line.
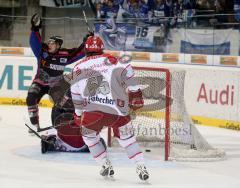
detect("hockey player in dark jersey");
top-left (26, 13), bottom-right (91, 132)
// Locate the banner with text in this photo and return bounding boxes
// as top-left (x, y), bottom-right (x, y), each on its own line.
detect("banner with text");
top-left (94, 19), bottom-right (172, 53)
top-left (39, 0), bottom-right (87, 8)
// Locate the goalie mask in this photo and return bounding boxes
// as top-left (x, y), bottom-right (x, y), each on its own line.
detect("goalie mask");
top-left (84, 36), bottom-right (104, 54)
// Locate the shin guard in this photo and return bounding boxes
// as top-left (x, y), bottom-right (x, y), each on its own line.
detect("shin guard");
top-left (82, 132), bottom-right (107, 164)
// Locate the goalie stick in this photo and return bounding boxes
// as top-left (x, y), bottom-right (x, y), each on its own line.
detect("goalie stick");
top-left (24, 113), bottom-right (74, 133)
top-left (37, 125), bottom-right (55, 132)
top-left (24, 119), bottom-right (58, 133)
top-left (25, 123), bottom-right (42, 139)
top-left (36, 119), bottom-right (75, 133)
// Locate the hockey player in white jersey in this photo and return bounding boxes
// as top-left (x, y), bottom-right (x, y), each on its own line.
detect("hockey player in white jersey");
top-left (70, 36), bottom-right (149, 181)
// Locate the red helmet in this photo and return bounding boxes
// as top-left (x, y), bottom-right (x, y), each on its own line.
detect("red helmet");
top-left (84, 36), bottom-right (104, 53)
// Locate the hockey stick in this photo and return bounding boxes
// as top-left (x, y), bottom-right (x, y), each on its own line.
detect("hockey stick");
top-left (25, 123), bottom-right (54, 146)
top-left (37, 126), bottom-right (54, 132)
top-left (82, 9), bottom-right (94, 33)
top-left (36, 121), bottom-right (74, 132)
top-left (25, 123), bottom-right (44, 140)
top-left (37, 117), bottom-right (75, 133)
top-left (25, 123), bottom-right (41, 138)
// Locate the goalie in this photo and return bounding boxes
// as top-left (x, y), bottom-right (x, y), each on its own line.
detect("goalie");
top-left (40, 121), bottom-right (106, 154)
top-left (40, 89), bottom-right (106, 154)
top-left (70, 36), bottom-right (149, 181)
top-left (40, 120), bottom-right (90, 154)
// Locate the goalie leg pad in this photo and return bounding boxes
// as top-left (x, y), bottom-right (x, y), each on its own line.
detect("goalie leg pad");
top-left (54, 137), bottom-right (89, 152)
top-left (82, 132), bottom-right (107, 164)
top-left (57, 125), bottom-right (85, 148)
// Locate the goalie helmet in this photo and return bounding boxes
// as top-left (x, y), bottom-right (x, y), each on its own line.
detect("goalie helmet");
top-left (84, 36), bottom-right (104, 53)
top-left (48, 36), bottom-right (63, 46)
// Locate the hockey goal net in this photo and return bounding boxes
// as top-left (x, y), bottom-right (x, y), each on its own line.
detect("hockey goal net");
top-left (108, 64), bottom-right (225, 161)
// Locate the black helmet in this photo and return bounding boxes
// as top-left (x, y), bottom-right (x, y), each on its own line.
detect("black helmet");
top-left (48, 36), bottom-right (63, 46)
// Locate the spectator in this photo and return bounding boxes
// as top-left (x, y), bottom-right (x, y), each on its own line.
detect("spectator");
top-left (194, 0), bottom-right (215, 26)
top-left (196, 0), bottom-right (214, 10)
top-left (96, 0), bottom-right (120, 19)
top-left (183, 0), bottom-right (196, 9)
top-left (214, 0), bottom-right (234, 25)
top-left (122, 0), bottom-right (152, 23)
top-left (215, 0), bottom-right (228, 23)
top-left (171, 0), bottom-right (184, 26)
top-left (234, 0), bottom-right (240, 22)
top-left (182, 0), bottom-right (197, 27)
top-left (150, 0), bottom-right (172, 24)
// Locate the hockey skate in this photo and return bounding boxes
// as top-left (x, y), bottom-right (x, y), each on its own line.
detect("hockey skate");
top-left (100, 158), bottom-right (114, 178)
top-left (136, 163), bottom-right (149, 181)
top-left (41, 135), bottom-right (56, 154)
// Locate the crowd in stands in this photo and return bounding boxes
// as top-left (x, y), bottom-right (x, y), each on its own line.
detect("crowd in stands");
top-left (92, 0), bottom-right (236, 27)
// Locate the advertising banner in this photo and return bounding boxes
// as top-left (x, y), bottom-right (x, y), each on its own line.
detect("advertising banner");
top-left (191, 54), bottom-right (207, 64)
top-left (220, 56), bottom-right (238, 66)
top-left (162, 54), bottom-right (179, 63)
top-left (1, 57), bottom-right (240, 129)
top-left (0, 47), bottom-right (24, 55)
top-left (0, 56), bottom-right (72, 107)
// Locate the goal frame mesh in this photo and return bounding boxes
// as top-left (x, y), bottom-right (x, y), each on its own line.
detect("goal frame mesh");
top-left (107, 65), bottom-right (225, 161)
top-left (107, 66), bottom-right (172, 161)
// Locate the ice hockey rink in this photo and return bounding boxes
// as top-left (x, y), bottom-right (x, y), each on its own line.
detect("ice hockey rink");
top-left (0, 105), bottom-right (240, 188)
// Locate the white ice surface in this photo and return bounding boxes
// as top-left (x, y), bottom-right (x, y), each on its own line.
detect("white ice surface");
top-left (0, 105), bottom-right (240, 188)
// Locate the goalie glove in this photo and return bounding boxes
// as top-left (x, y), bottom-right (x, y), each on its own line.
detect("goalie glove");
top-left (31, 13), bottom-right (42, 31)
top-left (128, 89), bottom-right (144, 111)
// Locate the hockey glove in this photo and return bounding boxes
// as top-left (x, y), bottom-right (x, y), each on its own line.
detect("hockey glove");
top-left (31, 13), bottom-right (42, 31)
top-left (74, 113), bottom-right (82, 127)
top-left (128, 89), bottom-right (144, 111)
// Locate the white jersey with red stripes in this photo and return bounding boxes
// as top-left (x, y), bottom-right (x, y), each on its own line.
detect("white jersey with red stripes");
top-left (71, 54), bottom-right (139, 116)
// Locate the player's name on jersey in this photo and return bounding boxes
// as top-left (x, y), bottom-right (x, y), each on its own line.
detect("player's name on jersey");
top-left (49, 64), bottom-right (65, 71)
top-left (87, 95), bottom-right (115, 105)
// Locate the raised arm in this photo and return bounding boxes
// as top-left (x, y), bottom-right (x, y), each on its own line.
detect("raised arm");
top-left (29, 14), bottom-right (43, 58)
top-left (65, 32), bottom-right (94, 65)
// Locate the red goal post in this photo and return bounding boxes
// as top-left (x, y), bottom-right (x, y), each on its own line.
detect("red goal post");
top-left (108, 66), bottom-right (172, 161)
top-left (107, 63), bottom-right (225, 162)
